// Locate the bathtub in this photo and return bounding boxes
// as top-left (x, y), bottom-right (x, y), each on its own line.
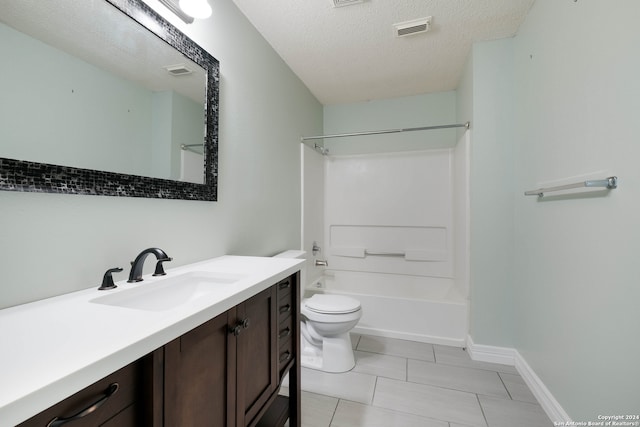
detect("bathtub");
top-left (306, 270), bottom-right (468, 347)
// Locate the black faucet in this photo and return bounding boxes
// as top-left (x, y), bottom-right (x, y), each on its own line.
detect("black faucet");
top-left (127, 248), bottom-right (173, 283)
top-left (99, 267), bottom-right (123, 290)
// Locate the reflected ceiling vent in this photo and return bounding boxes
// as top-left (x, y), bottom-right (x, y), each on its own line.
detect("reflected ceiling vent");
top-left (332, 0), bottom-right (364, 8)
top-left (393, 16), bottom-right (432, 37)
top-left (164, 64), bottom-right (193, 76)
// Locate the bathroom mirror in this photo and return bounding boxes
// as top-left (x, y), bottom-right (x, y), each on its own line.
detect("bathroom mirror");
top-left (0, 0), bottom-right (219, 200)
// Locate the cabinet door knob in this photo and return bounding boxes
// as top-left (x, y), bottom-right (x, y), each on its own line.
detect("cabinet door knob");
top-left (241, 318), bottom-right (250, 329)
top-left (47, 383), bottom-right (119, 427)
top-left (229, 319), bottom-right (250, 336)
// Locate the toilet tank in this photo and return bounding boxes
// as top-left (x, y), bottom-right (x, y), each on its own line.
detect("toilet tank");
top-left (272, 250), bottom-right (306, 259)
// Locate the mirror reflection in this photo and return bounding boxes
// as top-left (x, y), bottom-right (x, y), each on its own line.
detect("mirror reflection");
top-left (0, 0), bottom-right (206, 184)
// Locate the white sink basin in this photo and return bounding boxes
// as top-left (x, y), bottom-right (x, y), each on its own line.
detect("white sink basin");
top-left (90, 271), bottom-right (243, 311)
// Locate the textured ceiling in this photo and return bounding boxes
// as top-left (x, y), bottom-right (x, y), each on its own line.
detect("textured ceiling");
top-left (231, 0), bottom-right (536, 105)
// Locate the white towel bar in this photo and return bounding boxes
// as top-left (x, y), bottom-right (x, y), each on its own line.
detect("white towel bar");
top-left (524, 176), bottom-right (617, 197)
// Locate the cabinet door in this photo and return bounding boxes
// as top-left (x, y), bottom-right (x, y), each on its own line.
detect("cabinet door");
top-left (164, 311), bottom-right (235, 427)
top-left (235, 286), bottom-right (278, 427)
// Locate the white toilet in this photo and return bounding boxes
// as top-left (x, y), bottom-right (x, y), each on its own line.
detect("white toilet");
top-left (300, 293), bottom-right (362, 373)
top-left (272, 250), bottom-right (362, 373)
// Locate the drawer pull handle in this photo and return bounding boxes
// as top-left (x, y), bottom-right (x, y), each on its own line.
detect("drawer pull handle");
top-left (279, 351), bottom-right (292, 363)
top-left (279, 304), bottom-right (291, 314)
top-left (279, 327), bottom-right (291, 339)
top-left (47, 383), bottom-right (119, 427)
top-left (279, 281), bottom-right (291, 290)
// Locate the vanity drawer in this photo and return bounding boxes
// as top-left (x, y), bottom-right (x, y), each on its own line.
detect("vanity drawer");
top-left (276, 276), bottom-right (293, 297)
top-left (278, 336), bottom-right (294, 374)
top-left (276, 277), bottom-right (292, 310)
top-left (277, 276), bottom-right (293, 310)
top-left (278, 315), bottom-right (293, 342)
top-left (277, 295), bottom-right (293, 322)
top-left (18, 359), bottom-right (145, 427)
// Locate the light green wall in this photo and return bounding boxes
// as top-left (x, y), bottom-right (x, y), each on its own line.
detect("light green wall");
top-left (323, 92), bottom-right (457, 155)
top-left (466, 39), bottom-right (516, 347)
top-left (511, 0), bottom-right (640, 418)
top-left (151, 91), bottom-right (174, 179)
top-left (150, 90), bottom-right (206, 181)
top-left (0, 0), bottom-right (322, 309)
top-left (0, 22), bottom-right (153, 176)
top-left (170, 91), bottom-right (205, 180)
top-left (455, 54), bottom-right (473, 142)
top-left (1, 21), bottom-right (205, 181)
top-left (469, 0), bottom-right (640, 419)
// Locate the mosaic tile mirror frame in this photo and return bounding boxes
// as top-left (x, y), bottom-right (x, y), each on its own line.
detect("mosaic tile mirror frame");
top-left (0, 0), bottom-right (219, 201)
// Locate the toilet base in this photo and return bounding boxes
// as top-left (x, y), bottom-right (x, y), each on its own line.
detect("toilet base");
top-left (301, 332), bottom-right (355, 373)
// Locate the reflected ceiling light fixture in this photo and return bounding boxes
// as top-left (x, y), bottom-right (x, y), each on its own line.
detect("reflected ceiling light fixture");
top-left (157, 0), bottom-right (212, 24)
top-left (332, 0), bottom-right (364, 7)
top-left (178, 0), bottom-right (212, 19)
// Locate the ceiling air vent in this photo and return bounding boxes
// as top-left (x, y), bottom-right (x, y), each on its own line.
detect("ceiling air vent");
top-left (394, 17), bottom-right (432, 37)
top-left (164, 64), bottom-right (193, 76)
top-left (332, 0), bottom-right (364, 8)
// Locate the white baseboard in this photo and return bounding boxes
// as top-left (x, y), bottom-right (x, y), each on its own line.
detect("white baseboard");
top-left (465, 335), bottom-right (517, 365)
top-left (513, 350), bottom-right (572, 423)
top-left (466, 335), bottom-right (572, 423)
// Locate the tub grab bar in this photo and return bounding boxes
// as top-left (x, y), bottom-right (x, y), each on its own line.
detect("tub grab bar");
top-left (524, 176), bottom-right (617, 197)
top-left (332, 248), bottom-right (445, 261)
top-left (365, 250), bottom-right (404, 257)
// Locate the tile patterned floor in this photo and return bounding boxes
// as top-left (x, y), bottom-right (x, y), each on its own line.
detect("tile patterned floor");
top-left (283, 334), bottom-right (553, 427)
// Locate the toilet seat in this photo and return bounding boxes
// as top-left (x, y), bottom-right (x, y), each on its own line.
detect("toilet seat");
top-left (303, 294), bottom-right (361, 314)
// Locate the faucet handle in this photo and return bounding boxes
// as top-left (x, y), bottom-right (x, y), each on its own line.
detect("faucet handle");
top-left (153, 257), bottom-right (173, 276)
top-left (98, 267), bottom-right (123, 290)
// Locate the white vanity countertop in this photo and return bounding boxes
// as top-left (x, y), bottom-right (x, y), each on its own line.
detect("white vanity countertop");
top-left (0, 255), bottom-right (304, 426)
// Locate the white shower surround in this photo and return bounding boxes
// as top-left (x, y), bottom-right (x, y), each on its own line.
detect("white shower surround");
top-left (310, 145), bottom-right (469, 346)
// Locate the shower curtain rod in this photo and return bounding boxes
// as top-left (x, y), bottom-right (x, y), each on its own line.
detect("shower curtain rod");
top-left (180, 143), bottom-right (204, 154)
top-left (300, 122), bottom-right (470, 142)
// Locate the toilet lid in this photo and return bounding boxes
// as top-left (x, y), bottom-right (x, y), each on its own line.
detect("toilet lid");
top-left (304, 294), bottom-right (361, 314)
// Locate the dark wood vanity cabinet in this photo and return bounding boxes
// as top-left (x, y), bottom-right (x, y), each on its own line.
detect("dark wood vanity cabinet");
top-left (17, 273), bottom-right (300, 427)
top-left (157, 273), bottom-right (300, 427)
